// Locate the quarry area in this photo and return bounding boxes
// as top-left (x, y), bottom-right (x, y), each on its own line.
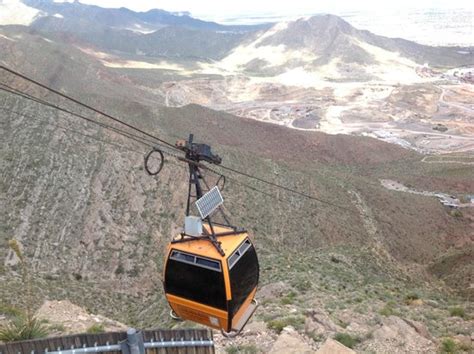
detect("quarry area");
top-left (153, 68), bottom-right (474, 155)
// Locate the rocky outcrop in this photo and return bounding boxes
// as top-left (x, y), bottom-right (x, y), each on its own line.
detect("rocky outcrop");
top-left (316, 338), bottom-right (356, 354)
top-left (270, 326), bottom-right (315, 354)
top-left (36, 300), bottom-right (127, 334)
top-left (361, 316), bottom-right (436, 353)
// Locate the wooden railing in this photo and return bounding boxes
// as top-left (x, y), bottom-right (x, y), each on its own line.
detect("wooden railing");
top-left (0, 328), bottom-right (214, 354)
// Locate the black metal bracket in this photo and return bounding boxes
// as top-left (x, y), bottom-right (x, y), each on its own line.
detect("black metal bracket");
top-left (175, 134), bottom-right (243, 256)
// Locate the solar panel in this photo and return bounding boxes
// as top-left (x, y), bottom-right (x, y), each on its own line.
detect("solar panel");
top-left (195, 186), bottom-right (223, 219)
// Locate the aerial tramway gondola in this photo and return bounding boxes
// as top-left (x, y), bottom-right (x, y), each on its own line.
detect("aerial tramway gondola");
top-left (147, 134), bottom-right (259, 336)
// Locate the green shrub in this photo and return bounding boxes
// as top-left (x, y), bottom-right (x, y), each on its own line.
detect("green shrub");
top-left (86, 323), bottom-right (105, 334)
top-left (449, 209), bottom-right (463, 218)
top-left (280, 291), bottom-right (297, 305)
top-left (404, 292), bottom-right (420, 304)
top-left (0, 240), bottom-right (49, 342)
top-left (379, 304), bottom-right (395, 316)
top-left (449, 307), bottom-right (465, 319)
top-left (334, 333), bottom-right (360, 349)
top-left (267, 316), bottom-right (305, 333)
top-left (0, 316), bottom-right (49, 342)
top-left (440, 338), bottom-right (456, 353)
top-left (0, 304), bottom-right (22, 318)
top-left (226, 344), bottom-right (258, 354)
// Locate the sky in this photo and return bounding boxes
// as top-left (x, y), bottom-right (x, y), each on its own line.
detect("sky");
top-left (54, 0), bottom-right (473, 22)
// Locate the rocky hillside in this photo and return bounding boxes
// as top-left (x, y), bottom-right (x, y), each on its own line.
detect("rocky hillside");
top-left (1, 79), bottom-right (473, 349)
top-left (1, 4), bottom-right (473, 353)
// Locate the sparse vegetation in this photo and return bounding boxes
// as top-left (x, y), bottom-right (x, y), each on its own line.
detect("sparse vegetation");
top-left (86, 323), bottom-right (105, 334)
top-left (280, 291), bottom-right (297, 305)
top-left (0, 240), bottom-right (49, 342)
top-left (379, 303), bottom-right (395, 316)
top-left (48, 323), bottom-right (66, 332)
top-left (0, 304), bottom-right (22, 318)
top-left (334, 333), bottom-right (360, 349)
top-left (226, 344), bottom-right (258, 354)
top-left (1, 11), bottom-right (473, 352)
top-left (440, 338), bottom-right (457, 353)
top-left (0, 315), bottom-right (49, 342)
top-left (449, 209), bottom-right (463, 218)
top-left (267, 315), bottom-right (305, 333)
top-left (404, 292), bottom-right (420, 305)
top-left (449, 307), bottom-right (465, 319)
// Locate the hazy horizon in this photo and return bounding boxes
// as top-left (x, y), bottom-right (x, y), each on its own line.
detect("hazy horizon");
top-left (47, 0), bottom-right (474, 46)
top-left (48, 0), bottom-right (473, 22)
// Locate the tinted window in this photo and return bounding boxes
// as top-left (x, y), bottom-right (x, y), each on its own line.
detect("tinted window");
top-left (196, 257), bottom-right (221, 270)
top-left (228, 241), bottom-right (259, 316)
top-left (165, 250), bottom-right (226, 310)
top-left (171, 250), bottom-right (195, 264)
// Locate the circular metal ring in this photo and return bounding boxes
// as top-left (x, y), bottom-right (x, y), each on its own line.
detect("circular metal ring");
top-left (169, 309), bottom-right (182, 321)
top-left (220, 328), bottom-right (239, 338)
top-left (144, 148), bottom-right (164, 176)
top-left (216, 174), bottom-right (226, 191)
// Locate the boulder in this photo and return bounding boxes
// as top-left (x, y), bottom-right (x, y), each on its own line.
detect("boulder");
top-left (362, 316), bottom-right (435, 353)
top-left (403, 319), bottom-right (432, 340)
top-left (270, 326), bottom-right (315, 353)
top-left (258, 282), bottom-right (289, 301)
top-left (305, 309), bottom-right (341, 336)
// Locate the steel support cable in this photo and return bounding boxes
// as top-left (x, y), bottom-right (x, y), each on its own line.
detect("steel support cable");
top-left (0, 66), bottom-right (383, 203)
top-left (0, 73), bottom-right (393, 224)
top-left (0, 104), bottom-right (193, 178)
top-left (0, 83), bottom-right (364, 217)
top-left (0, 71), bottom-right (363, 212)
top-left (1, 97), bottom-right (377, 235)
top-left (0, 89), bottom-right (184, 175)
top-left (0, 85), bottom-right (182, 172)
top-left (0, 82), bottom-right (162, 148)
top-left (214, 163), bottom-right (359, 214)
top-left (0, 65), bottom-right (180, 151)
top-left (0, 82), bottom-right (188, 166)
top-left (1, 85), bottom-right (360, 233)
top-left (0, 106), bottom-right (148, 155)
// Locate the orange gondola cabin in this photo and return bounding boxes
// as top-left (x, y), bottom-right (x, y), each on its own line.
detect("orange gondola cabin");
top-left (160, 135), bottom-right (259, 335)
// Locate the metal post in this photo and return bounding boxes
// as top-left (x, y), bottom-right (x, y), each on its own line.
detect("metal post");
top-left (121, 328), bottom-right (145, 354)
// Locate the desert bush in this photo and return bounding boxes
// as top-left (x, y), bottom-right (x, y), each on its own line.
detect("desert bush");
top-left (449, 307), bottom-right (465, 319)
top-left (404, 292), bottom-right (420, 304)
top-left (334, 332), bottom-right (360, 349)
top-left (267, 315), bottom-right (305, 333)
top-left (280, 291), bottom-right (297, 305)
top-left (0, 315), bottom-right (48, 342)
top-left (449, 209), bottom-right (463, 218)
top-left (379, 302), bottom-right (396, 316)
top-left (226, 344), bottom-right (258, 354)
top-left (86, 323), bottom-right (105, 334)
top-left (440, 338), bottom-right (456, 353)
top-left (0, 304), bottom-right (22, 318)
top-left (0, 240), bottom-right (49, 342)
